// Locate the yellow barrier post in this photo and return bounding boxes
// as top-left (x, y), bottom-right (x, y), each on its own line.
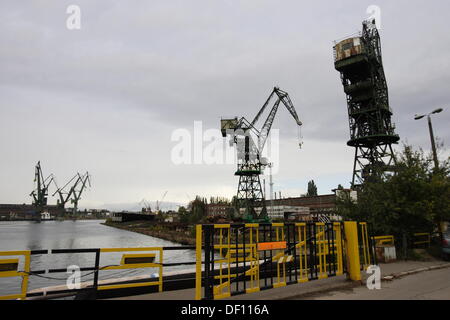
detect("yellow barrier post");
top-left (333, 222), bottom-right (344, 276)
top-left (244, 224), bottom-right (260, 295)
top-left (195, 224), bottom-right (202, 300)
top-left (272, 223), bottom-right (287, 288)
top-left (213, 224), bottom-right (233, 299)
top-left (344, 222), bottom-right (361, 281)
top-left (359, 222), bottom-right (371, 269)
top-left (316, 223), bottom-right (328, 279)
top-left (295, 223), bottom-right (309, 283)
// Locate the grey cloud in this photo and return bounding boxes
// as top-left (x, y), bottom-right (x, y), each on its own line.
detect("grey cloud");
top-left (0, 0), bottom-right (449, 206)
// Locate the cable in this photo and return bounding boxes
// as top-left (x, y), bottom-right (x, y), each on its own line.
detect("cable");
top-left (20, 265), bottom-right (121, 281)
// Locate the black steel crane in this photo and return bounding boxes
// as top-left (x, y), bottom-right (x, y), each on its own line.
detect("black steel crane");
top-left (69, 172), bottom-right (91, 215)
top-left (30, 161), bottom-right (55, 214)
top-left (52, 174), bottom-right (81, 210)
top-left (334, 19), bottom-right (399, 187)
top-left (221, 87), bottom-right (303, 221)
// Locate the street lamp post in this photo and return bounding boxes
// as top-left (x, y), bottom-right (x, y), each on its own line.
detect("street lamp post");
top-left (414, 108), bottom-right (444, 170)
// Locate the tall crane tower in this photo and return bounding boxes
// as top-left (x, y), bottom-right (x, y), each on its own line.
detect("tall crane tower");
top-left (334, 19), bottom-right (400, 187)
top-left (221, 87), bottom-right (303, 221)
top-left (30, 161), bottom-right (55, 214)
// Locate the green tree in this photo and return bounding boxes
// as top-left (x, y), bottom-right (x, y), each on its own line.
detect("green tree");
top-left (306, 180), bottom-right (318, 197)
top-left (187, 196), bottom-right (208, 223)
top-left (178, 206), bottom-right (189, 223)
top-left (336, 144), bottom-right (450, 253)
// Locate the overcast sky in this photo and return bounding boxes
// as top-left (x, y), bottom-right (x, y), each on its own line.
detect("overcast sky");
top-left (1, 1), bottom-right (449, 211)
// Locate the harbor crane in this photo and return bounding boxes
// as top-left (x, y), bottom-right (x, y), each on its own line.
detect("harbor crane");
top-left (334, 19), bottom-right (399, 187)
top-left (69, 172), bottom-right (91, 215)
top-left (156, 191), bottom-right (168, 214)
top-left (52, 174), bottom-right (80, 210)
top-left (30, 161), bottom-right (55, 214)
top-left (139, 198), bottom-right (152, 214)
top-left (221, 87), bottom-right (303, 221)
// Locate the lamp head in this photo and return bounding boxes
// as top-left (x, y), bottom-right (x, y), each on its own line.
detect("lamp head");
top-left (414, 114), bottom-right (425, 120)
top-left (432, 108), bottom-right (443, 115)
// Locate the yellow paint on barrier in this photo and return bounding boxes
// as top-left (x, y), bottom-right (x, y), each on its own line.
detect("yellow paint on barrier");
top-left (344, 222), bottom-right (361, 281)
top-left (195, 224), bottom-right (202, 300)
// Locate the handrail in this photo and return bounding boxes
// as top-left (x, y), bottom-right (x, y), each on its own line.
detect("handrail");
top-left (373, 235), bottom-right (395, 246)
top-left (0, 246), bottom-right (197, 300)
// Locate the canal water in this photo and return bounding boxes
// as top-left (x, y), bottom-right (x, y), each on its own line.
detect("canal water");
top-left (0, 220), bottom-right (196, 297)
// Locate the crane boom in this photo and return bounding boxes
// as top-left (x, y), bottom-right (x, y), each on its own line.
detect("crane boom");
top-left (250, 90), bottom-right (277, 128)
top-left (70, 172), bottom-right (91, 215)
top-left (52, 174), bottom-right (80, 207)
top-left (275, 88), bottom-right (303, 127)
top-left (255, 87), bottom-right (303, 154)
top-left (258, 99), bottom-right (281, 153)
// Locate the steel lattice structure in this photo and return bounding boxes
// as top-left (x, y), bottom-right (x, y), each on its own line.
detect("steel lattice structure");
top-left (334, 19), bottom-right (400, 187)
top-left (221, 88), bottom-right (302, 220)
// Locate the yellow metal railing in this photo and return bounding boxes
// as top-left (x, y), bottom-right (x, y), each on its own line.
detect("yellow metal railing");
top-left (413, 233), bottom-right (431, 247)
top-left (196, 221), bottom-right (349, 300)
top-left (333, 222), bottom-right (344, 276)
top-left (195, 225), bottom-right (203, 300)
top-left (0, 251), bottom-right (30, 300)
top-left (0, 247), bottom-right (164, 300)
top-left (97, 247), bottom-right (163, 292)
top-left (295, 223), bottom-right (308, 283)
top-left (272, 223), bottom-right (287, 289)
top-left (211, 224), bottom-right (261, 299)
top-left (374, 235), bottom-right (395, 246)
top-left (359, 222), bottom-right (371, 269)
top-left (316, 223), bottom-right (328, 279)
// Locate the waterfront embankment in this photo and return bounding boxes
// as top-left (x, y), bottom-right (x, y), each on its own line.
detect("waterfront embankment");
top-left (103, 220), bottom-right (196, 245)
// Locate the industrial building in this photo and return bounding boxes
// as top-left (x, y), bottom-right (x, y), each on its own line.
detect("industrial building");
top-left (206, 194), bottom-right (340, 221)
top-left (0, 204), bottom-right (62, 221)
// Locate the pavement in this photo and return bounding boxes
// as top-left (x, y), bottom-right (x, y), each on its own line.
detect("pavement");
top-left (306, 267), bottom-right (450, 300)
top-left (109, 260), bottom-right (450, 300)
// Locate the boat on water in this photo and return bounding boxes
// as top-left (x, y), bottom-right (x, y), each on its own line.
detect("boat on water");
top-left (35, 211), bottom-right (54, 222)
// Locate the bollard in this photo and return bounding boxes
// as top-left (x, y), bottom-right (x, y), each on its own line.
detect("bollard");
top-left (344, 222), bottom-right (361, 281)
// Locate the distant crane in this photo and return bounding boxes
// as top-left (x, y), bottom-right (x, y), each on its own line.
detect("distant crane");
top-left (221, 87), bottom-right (303, 221)
top-left (52, 174), bottom-right (80, 210)
top-left (139, 198), bottom-right (152, 214)
top-left (156, 191), bottom-right (168, 214)
top-left (30, 161), bottom-right (55, 214)
top-left (69, 172), bottom-right (91, 215)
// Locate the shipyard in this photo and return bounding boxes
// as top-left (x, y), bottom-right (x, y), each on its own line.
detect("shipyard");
top-left (0, 1), bottom-right (449, 315)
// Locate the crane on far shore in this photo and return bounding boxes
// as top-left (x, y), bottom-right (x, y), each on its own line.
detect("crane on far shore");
top-left (156, 191), bottom-right (168, 214)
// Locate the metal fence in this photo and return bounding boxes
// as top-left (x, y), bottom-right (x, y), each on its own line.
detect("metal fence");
top-left (195, 222), bottom-right (371, 300)
top-left (0, 246), bottom-right (197, 300)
